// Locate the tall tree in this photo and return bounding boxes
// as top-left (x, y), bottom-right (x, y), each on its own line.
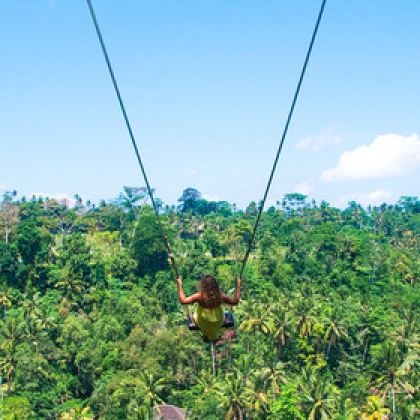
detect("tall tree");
top-left (131, 207), bottom-right (170, 277)
top-left (0, 191), bottom-right (19, 243)
top-left (178, 188), bottom-right (202, 213)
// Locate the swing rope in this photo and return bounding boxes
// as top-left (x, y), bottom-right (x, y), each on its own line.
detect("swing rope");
top-left (86, 0), bottom-right (327, 324)
top-left (86, 0), bottom-right (179, 280)
top-left (239, 0), bottom-right (327, 280)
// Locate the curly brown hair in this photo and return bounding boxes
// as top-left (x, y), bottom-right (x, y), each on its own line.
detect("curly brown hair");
top-left (200, 275), bottom-right (221, 308)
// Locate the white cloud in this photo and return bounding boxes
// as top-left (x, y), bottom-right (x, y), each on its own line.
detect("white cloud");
top-left (322, 133), bottom-right (420, 182)
top-left (295, 127), bottom-right (342, 151)
top-left (0, 183), bottom-right (6, 192)
top-left (333, 189), bottom-right (396, 208)
top-left (367, 189), bottom-right (393, 203)
top-left (292, 181), bottom-right (313, 195)
top-left (202, 193), bottom-right (221, 202)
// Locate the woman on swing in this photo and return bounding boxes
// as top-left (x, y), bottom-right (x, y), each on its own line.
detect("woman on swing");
top-left (177, 275), bottom-right (241, 342)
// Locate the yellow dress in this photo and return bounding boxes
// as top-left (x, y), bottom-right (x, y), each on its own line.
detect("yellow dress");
top-left (194, 305), bottom-right (224, 341)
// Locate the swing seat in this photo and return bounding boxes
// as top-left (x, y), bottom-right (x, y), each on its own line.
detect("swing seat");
top-left (187, 315), bottom-right (200, 331)
top-left (186, 311), bottom-right (234, 331)
top-left (223, 311), bottom-right (234, 328)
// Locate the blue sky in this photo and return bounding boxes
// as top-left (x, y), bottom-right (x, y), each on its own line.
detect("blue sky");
top-left (1, 1), bottom-right (419, 208)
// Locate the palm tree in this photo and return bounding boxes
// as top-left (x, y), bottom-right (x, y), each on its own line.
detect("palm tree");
top-left (266, 361), bottom-right (288, 398)
top-left (268, 305), bottom-right (293, 359)
top-left (0, 317), bottom-right (25, 395)
top-left (118, 186), bottom-right (147, 213)
top-left (21, 293), bottom-right (43, 342)
top-left (245, 368), bottom-right (272, 418)
top-left (356, 303), bottom-right (385, 365)
top-left (239, 302), bottom-right (271, 336)
top-left (298, 368), bottom-right (339, 420)
top-left (360, 396), bottom-right (390, 420)
top-left (215, 371), bottom-right (250, 420)
top-left (322, 306), bottom-right (348, 357)
top-left (246, 362), bottom-right (289, 418)
top-left (372, 339), bottom-right (418, 418)
top-left (292, 295), bottom-right (317, 339)
top-left (55, 267), bottom-right (85, 313)
top-left (107, 372), bottom-right (166, 419)
top-left (232, 354), bottom-right (253, 381)
top-left (193, 370), bottom-right (216, 395)
top-left (138, 372), bottom-right (167, 415)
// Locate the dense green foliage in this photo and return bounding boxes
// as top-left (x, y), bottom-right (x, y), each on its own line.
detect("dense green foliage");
top-left (0, 189), bottom-right (418, 419)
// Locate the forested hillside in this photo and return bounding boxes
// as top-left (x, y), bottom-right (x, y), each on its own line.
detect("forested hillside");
top-left (0, 188), bottom-right (418, 419)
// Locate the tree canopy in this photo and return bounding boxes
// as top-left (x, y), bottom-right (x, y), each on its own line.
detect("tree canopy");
top-left (0, 188), bottom-right (418, 419)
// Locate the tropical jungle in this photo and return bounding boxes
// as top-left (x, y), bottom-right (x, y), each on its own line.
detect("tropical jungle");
top-left (0, 187), bottom-right (418, 419)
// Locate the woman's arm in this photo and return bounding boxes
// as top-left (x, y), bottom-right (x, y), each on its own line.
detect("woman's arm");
top-left (177, 278), bottom-right (201, 305)
top-left (222, 278), bottom-right (241, 305)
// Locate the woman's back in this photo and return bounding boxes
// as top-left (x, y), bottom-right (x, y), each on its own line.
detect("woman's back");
top-left (176, 274), bottom-right (241, 341)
